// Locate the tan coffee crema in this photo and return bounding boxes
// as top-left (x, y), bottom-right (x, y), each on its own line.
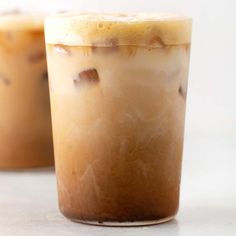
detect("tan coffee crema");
top-left (45, 12), bottom-right (191, 46)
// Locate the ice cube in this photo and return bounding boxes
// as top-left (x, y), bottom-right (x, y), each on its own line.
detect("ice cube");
top-left (41, 71), bottom-right (48, 80)
top-left (92, 38), bottom-right (119, 55)
top-left (0, 75), bottom-right (11, 86)
top-left (74, 69), bottom-right (100, 86)
top-left (179, 79), bottom-right (188, 100)
top-left (149, 35), bottom-right (165, 47)
top-left (28, 50), bottom-right (45, 63)
top-left (53, 44), bottom-right (71, 55)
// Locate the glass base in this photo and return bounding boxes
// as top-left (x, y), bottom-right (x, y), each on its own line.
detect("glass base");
top-left (70, 215), bottom-right (175, 227)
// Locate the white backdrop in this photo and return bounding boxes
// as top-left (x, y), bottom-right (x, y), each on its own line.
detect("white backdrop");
top-left (0, 0), bottom-right (235, 136)
top-left (0, 1), bottom-right (236, 234)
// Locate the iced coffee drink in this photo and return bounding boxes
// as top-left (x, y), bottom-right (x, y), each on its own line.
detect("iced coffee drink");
top-left (45, 13), bottom-right (191, 225)
top-left (0, 11), bottom-right (54, 169)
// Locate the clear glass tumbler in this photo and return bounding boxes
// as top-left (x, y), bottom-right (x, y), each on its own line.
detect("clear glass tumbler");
top-left (0, 11), bottom-right (54, 169)
top-left (45, 13), bottom-right (192, 226)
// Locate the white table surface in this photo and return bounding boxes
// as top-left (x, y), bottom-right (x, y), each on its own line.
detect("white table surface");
top-left (0, 130), bottom-right (236, 236)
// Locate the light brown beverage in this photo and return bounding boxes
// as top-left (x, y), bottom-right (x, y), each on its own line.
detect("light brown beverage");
top-left (0, 11), bottom-right (54, 169)
top-left (45, 12), bottom-right (191, 226)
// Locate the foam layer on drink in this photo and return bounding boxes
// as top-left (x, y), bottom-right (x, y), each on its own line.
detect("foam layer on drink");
top-left (0, 10), bottom-right (44, 30)
top-left (45, 12), bottom-right (192, 46)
